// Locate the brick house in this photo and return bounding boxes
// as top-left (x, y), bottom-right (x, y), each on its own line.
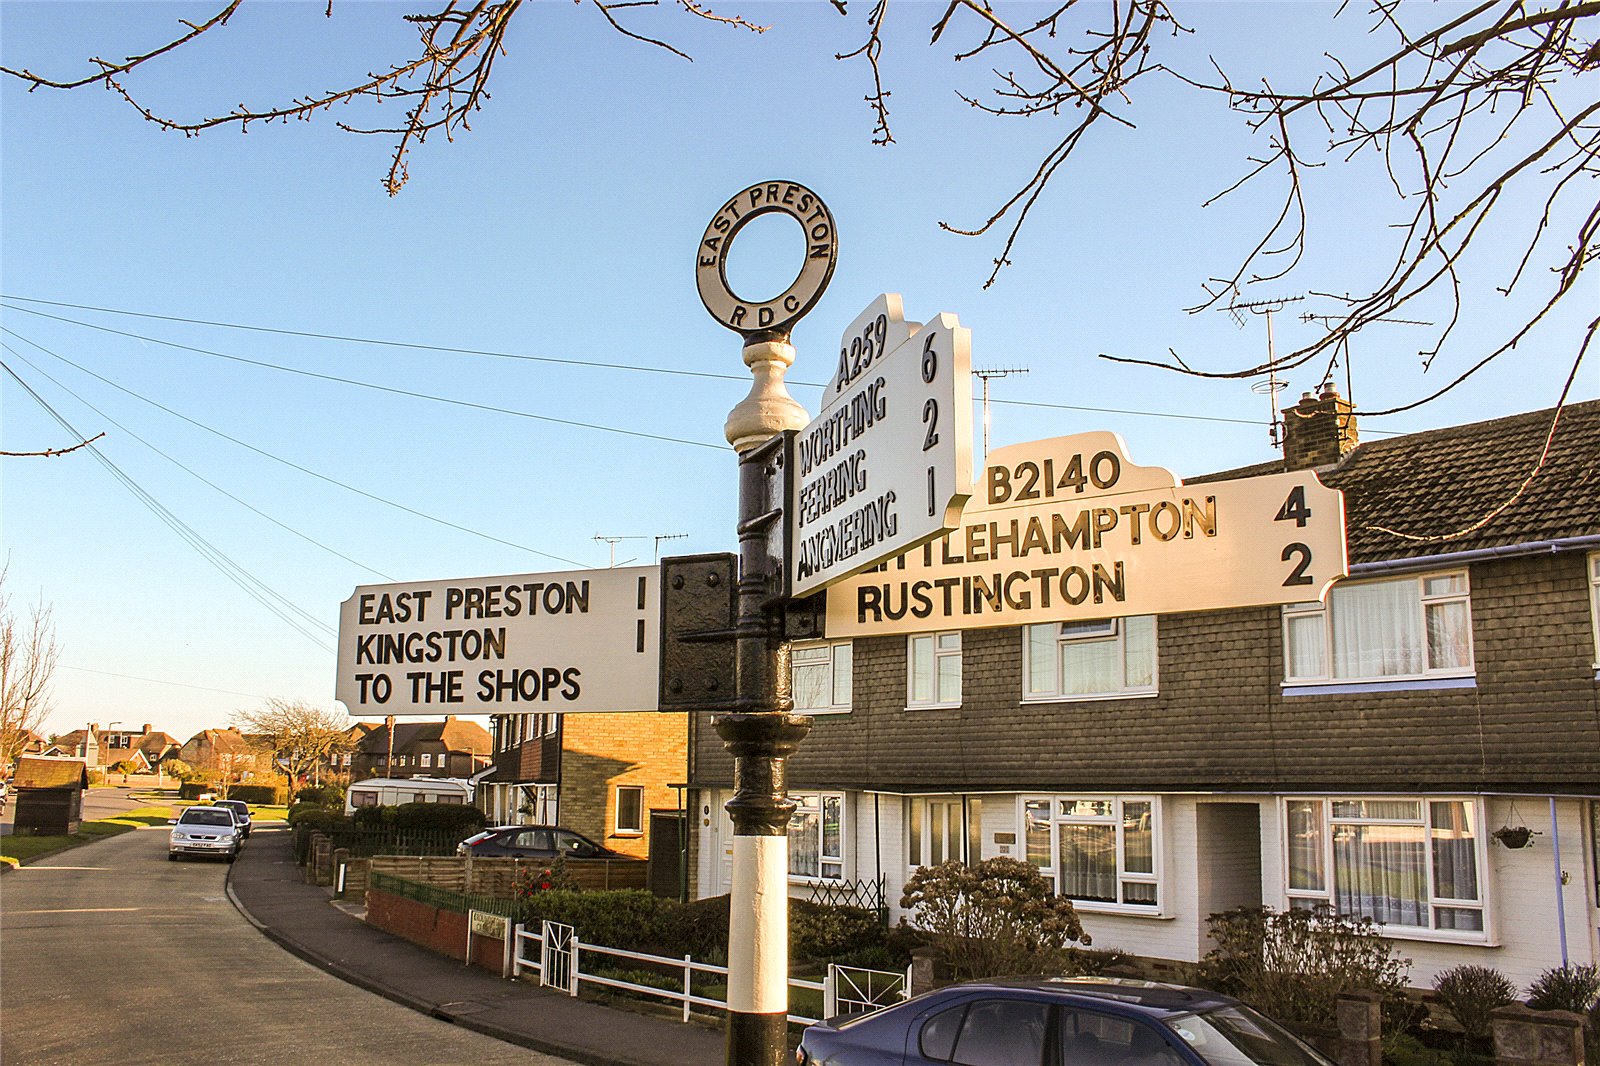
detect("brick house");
top-left (482, 710), bottom-right (687, 890)
top-left (687, 393), bottom-right (1600, 990)
top-left (350, 717), bottom-right (491, 781)
top-left (179, 728), bottom-right (272, 782)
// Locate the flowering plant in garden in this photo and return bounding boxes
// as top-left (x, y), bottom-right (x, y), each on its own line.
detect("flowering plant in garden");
top-left (513, 857), bottom-right (578, 901)
top-left (900, 857), bottom-right (1088, 980)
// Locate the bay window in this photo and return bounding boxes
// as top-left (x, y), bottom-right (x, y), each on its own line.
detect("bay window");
top-left (1025, 617), bottom-right (1157, 700)
top-left (1023, 795), bottom-right (1160, 911)
top-left (1284, 571), bottom-right (1473, 683)
top-left (789, 792), bottom-right (844, 880)
top-left (908, 632), bottom-right (962, 708)
top-left (792, 641), bottom-right (852, 714)
top-left (1284, 797), bottom-right (1486, 937)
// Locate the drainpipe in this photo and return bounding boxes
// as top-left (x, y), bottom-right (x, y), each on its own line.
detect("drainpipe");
top-left (1549, 796), bottom-right (1569, 966)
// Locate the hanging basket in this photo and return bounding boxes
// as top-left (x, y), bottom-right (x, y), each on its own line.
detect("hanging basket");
top-left (1492, 825), bottom-right (1535, 849)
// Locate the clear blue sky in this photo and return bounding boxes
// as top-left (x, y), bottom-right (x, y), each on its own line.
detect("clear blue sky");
top-left (3, 2), bottom-right (1593, 744)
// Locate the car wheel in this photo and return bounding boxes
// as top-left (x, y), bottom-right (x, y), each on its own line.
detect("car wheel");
top-left (168, 852), bottom-right (179, 862)
top-left (226, 853), bottom-right (237, 864)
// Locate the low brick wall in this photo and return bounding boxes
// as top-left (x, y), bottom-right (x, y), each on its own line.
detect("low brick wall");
top-left (364, 886), bottom-right (507, 973)
top-left (359, 854), bottom-right (647, 896)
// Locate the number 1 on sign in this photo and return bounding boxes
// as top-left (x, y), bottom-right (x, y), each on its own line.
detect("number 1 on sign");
top-left (927, 467), bottom-right (936, 517)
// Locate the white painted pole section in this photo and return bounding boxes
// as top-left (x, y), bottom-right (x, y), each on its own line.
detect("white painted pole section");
top-left (726, 835), bottom-right (789, 1014)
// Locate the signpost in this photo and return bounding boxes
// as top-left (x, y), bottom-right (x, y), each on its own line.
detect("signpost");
top-left (824, 431), bottom-right (1347, 635)
top-left (334, 566), bottom-right (659, 715)
top-left (790, 294), bottom-right (973, 597)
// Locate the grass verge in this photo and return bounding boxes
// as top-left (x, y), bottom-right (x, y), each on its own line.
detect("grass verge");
top-left (1, 805), bottom-right (175, 869)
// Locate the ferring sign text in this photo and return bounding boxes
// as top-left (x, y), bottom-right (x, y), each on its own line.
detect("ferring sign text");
top-left (696, 180), bottom-right (838, 339)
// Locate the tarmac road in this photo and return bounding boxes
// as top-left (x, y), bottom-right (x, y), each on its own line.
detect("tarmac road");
top-left (0, 783), bottom-right (156, 836)
top-left (0, 824), bottom-right (580, 1066)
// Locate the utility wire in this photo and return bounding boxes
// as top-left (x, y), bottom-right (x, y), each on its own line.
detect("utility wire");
top-left (2, 294), bottom-right (1317, 430)
top-left (1, 358), bottom-right (335, 651)
top-left (10, 328), bottom-right (592, 569)
top-left (59, 664), bottom-right (279, 701)
top-left (5, 332), bottom-right (396, 582)
top-left (3, 303), bottom-right (727, 451)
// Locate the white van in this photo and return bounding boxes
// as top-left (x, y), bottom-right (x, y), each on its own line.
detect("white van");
top-left (344, 777), bottom-right (474, 814)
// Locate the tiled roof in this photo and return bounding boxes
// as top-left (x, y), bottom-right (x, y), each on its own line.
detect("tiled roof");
top-left (14, 756), bottom-right (90, 789)
top-left (1193, 399), bottom-right (1600, 565)
top-left (358, 718), bottom-right (492, 756)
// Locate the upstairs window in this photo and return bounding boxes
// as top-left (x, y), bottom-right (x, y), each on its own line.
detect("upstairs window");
top-left (1024, 617), bottom-right (1156, 700)
top-left (1284, 571), bottom-right (1473, 683)
top-left (908, 632), bottom-right (962, 708)
top-left (792, 641), bottom-right (852, 714)
top-left (1588, 554), bottom-right (1599, 665)
top-left (420, 753), bottom-right (433, 768)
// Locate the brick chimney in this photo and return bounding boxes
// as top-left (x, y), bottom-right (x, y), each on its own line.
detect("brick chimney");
top-left (1283, 382), bottom-right (1358, 469)
top-left (142, 723), bottom-right (152, 735)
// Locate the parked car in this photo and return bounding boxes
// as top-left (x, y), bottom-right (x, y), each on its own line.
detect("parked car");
top-left (168, 806), bottom-right (242, 863)
top-left (216, 799), bottom-right (252, 838)
top-left (456, 825), bottom-right (631, 861)
top-left (795, 976), bottom-right (1337, 1066)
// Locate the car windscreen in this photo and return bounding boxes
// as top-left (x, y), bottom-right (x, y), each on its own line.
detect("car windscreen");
top-left (179, 810), bottom-right (235, 827)
top-left (1166, 1006), bottom-right (1333, 1066)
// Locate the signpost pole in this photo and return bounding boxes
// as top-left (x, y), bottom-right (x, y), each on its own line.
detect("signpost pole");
top-left (716, 336), bottom-right (811, 1066)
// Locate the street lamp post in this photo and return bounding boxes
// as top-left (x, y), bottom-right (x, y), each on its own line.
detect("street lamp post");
top-left (696, 181), bottom-right (838, 1066)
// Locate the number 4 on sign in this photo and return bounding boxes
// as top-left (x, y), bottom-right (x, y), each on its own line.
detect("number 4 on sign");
top-left (1275, 485), bottom-right (1313, 527)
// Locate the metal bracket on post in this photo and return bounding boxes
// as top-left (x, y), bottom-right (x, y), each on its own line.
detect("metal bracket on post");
top-left (658, 553), bottom-right (738, 713)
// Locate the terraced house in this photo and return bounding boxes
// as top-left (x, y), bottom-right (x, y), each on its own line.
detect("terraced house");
top-left (688, 392), bottom-right (1600, 990)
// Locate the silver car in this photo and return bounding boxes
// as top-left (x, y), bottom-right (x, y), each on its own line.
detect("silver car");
top-left (168, 806), bottom-right (242, 862)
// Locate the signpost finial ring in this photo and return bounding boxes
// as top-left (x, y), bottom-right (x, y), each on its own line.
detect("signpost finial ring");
top-left (696, 180), bottom-right (837, 341)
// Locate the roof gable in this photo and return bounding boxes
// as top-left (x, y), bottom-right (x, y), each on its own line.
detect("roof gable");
top-left (15, 756), bottom-right (90, 789)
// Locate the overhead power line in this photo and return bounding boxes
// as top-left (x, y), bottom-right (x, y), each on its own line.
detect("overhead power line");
top-left (1, 294), bottom-right (1328, 431)
top-left (3, 303), bottom-right (727, 451)
top-left (1, 357), bottom-right (335, 652)
top-left (7, 328), bottom-right (591, 569)
top-left (5, 333), bottom-right (396, 581)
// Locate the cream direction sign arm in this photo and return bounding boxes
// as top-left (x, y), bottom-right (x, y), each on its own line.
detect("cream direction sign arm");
top-left (335, 566), bottom-right (659, 714)
top-left (824, 432), bottom-right (1347, 637)
top-left (790, 295), bottom-right (974, 597)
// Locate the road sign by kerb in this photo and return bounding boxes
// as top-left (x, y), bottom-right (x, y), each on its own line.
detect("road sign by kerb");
top-left (823, 431), bottom-right (1347, 636)
top-left (790, 294), bottom-right (974, 597)
top-left (335, 566), bottom-right (659, 715)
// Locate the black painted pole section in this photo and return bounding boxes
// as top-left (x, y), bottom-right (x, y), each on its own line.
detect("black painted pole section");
top-left (717, 354), bottom-right (811, 1066)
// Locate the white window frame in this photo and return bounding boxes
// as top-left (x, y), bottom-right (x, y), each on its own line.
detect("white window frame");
top-left (1282, 570), bottom-right (1474, 685)
top-left (907, 632), bottom-right (962, 709)
top-left (788, 791), bottom-right (845, 882)
top-left (1281, 796), bottom-right (1491, 943)
top-left (1587, 553), bottom-right (1600, 672)
top-left (614, 785), bottom-right (644, 836)
top-left (420, 753), bottom-right (433, 769)
top-left (791, 641), bottom-right (852, 715)
top-left (907, 796), bottom-right (983, 869)
top-left (1020, 795), bottom-right (1162, 915)
top-left (1023, 617), bottom-right (1158, 702)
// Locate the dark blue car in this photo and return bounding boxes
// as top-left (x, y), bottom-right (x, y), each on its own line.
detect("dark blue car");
top-left (796, 977), bottom-right (1336, 1066)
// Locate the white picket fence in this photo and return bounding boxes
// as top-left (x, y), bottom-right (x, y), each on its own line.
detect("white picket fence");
top-left (512, 920), bottom-right (911, 1026)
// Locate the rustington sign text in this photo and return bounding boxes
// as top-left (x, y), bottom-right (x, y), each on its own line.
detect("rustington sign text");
top-left (335, 566), bottom-right (659, 714)
top-left (824, 431), bottom-right (1347, 636)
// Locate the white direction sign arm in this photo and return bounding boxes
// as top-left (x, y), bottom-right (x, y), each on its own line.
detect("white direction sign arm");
top-left (790, 297), bottom-right (973, 597)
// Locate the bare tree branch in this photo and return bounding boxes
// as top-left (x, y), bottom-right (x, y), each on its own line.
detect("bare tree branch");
top-left (1, 565), bottom-right (60, 769)
top-left (0, 432), bottom-right (106, 458)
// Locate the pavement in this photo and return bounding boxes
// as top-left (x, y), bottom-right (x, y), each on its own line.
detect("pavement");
top-left (226, 826), bottom-right (726, 1066)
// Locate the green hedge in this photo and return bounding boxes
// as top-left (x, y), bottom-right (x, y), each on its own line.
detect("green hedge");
top-left (179, 782), bottom-right (213, 800)
top-left (295, 784), bottom-right (345, 806)
top-left (392, 802), bottom-right (485, 834)
top-left (227, 784), bottom-right (285, 805)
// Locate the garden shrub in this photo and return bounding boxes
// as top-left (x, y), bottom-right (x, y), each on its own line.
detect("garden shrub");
top-left (1200, 906), bottom-right (1410, 1032)
top-left (790, 898), bottom-right (885, 963)
top-left (286, 801), bottom-right (327, 827)
top-left (352, 804), bottom-right (392, 829)
top-left (1526, 963), bottom-right (1600, 1015)
top-left (665, 893), bottom-right (731, 960)
top-left (391, 801), bottom-right (485, 835)
top-left (513, 857), bottom-right (580, 900)
top-left (900, 858), bottom-right (1088, 981)
top-left (87, 768), bottom-right (105, 785)
top-left (295, 784), bottom-right (345, 807)
top-left (178, 781), bottom-right (215, 800)
top-left (1433, 965), bottom-right (1516, 1040)
top-left (521, 889), bottom-right (675, 951)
